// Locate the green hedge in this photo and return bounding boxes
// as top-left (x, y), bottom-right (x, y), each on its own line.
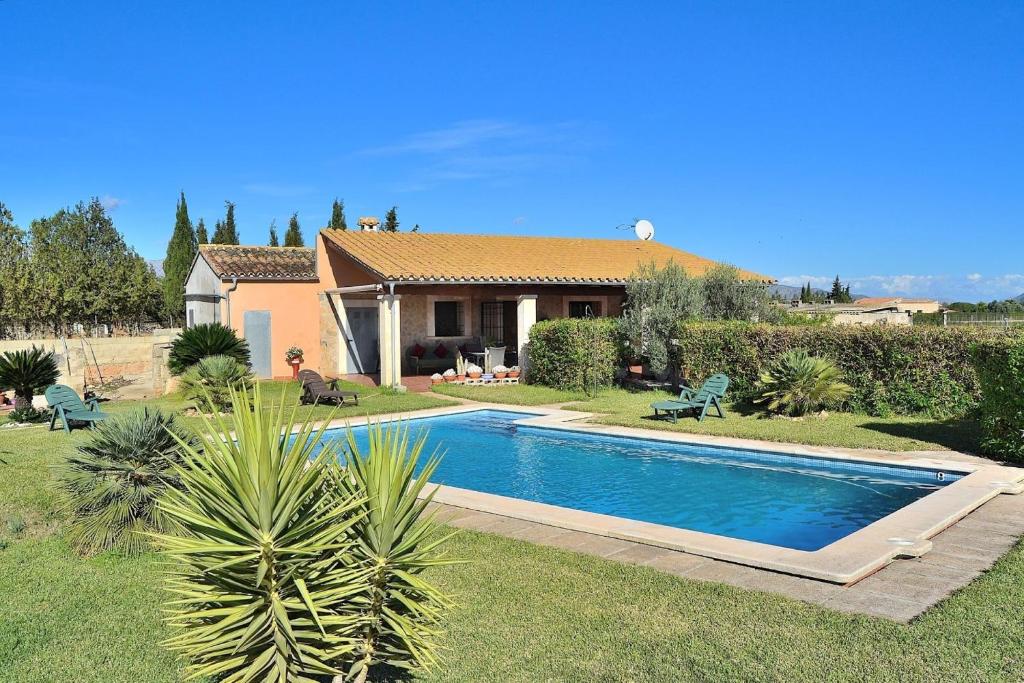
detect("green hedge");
top-left (526, 318), bottom-right (620, 392)
top-left (971, 337), bottom-right (1024, 462)
top-left (672, 322), bottom-right (1019, 418)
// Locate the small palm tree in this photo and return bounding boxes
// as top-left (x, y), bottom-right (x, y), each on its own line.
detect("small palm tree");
top-left (168, 323), bottom-right (250, 375)
top-left (178, 354), bottom-right (254, 412)
top-left (0, 346), bottom-right (60, 412)
top-left (756, 349), bottom-right (853, 416)
top-left (57, 409), bottom-right (199, 556)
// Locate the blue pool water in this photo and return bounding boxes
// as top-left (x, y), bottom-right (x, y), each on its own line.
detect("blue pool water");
top-left (318, 409), bottom-right (959, 551)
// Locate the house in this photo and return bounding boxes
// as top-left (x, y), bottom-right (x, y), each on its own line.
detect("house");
top-left (854, 297), bottom-right (941, 314)
top-left (785, 301), bottom-right (911, 326)
top-left (185, 230), bottom-right (771, 386)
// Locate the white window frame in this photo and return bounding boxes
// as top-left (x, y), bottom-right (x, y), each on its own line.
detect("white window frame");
top-left (562, 296), bottom-right (608, 318)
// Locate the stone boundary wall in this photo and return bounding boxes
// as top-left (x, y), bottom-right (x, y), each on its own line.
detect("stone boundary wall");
top-left (0, 330), bottom-right (181, 401)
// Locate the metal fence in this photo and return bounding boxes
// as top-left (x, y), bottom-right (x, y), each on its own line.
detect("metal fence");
top-left (942, 312), bottom-right (1024, 327)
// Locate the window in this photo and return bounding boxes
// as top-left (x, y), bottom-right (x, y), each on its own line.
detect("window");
top-left (569, 301), bottom-right (599, 318)
top-left (433, 301), bottom-right (464, 336)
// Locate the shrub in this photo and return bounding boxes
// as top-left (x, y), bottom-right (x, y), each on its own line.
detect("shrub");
top-left (6, 513), bottom-right (26, 536)
top-left (755, 350), bottom-right (853, 416)
top-left (167, 322), bottom-right (250, 375)
top-left (971, 337), bottom-right (1024, 462)
top-left (673, 322), bottom-right (1017, 418)
top-left (178, 355), bottom-right (253, 412)
top-left (9, 406), bottom-right (47, 424)
top-left (0, 345), bottom-right (60, 411)
top-left (339, 422), bottom-right (456, 680)
top-left (154, 384), bottom-right (456, 682)
top-left (57, 409), bottom-right (198, 556)
top-left (527, 318), bottom-right (620, 392)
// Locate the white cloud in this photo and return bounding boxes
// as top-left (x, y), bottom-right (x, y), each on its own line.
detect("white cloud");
top-left (512, 216), bottom-right (527, 225)
top-left (778, 273), bottom-right (1024, 302)
top-left (99, 195), bottom-right (124, 211)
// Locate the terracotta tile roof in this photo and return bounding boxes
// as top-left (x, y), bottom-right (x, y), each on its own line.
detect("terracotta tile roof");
top-left (321, 230), bottom-right (772, 284)
top-left (198, 245), bottom-right (317, 281)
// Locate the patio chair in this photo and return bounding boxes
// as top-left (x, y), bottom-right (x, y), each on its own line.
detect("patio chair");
top-left (45, 384), bottom-right (110, 433)
top-left (297, 369), bottom-right (359, 406)
top-left (484, 346), bottom-right (506, 373)
top-left (650, 373), bottom-right (730, 423)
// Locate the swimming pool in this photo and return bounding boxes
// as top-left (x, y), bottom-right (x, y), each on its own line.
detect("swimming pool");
top-left (317, 409), bottom-right (961, 552)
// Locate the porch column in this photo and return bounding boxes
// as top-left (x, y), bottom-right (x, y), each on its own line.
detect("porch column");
top-left (516, 295), bottom-right (537, 377)
top-left (377, 294), bottom-right (404, 389)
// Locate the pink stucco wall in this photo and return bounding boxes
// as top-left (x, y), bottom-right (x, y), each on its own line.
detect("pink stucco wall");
top-left (221, 280), bottom-right (322, 379)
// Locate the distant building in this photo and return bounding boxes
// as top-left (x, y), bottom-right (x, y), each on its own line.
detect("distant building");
top-left (785, 301), bottom-right (911, 326)
top-left (854, 297), bottom-right (940, 314)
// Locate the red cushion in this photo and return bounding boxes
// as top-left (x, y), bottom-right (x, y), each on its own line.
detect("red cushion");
top-left (411, 343), bottom-right (426, 359)
top-left (434, 342), bottom-right (448, 359)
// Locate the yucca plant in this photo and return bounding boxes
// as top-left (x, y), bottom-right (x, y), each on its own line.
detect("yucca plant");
top-left (168, 323), bottom-right (251, 375)
top-left (178, 354), bottom-right (254, 413)
top-left (755, 349), bottom-right (853, 416)
top-left (57, 409), bottom-right (198, 556)
top-left (0, 345), bottom-right (60, 412)
top-left (154, 383), bottom-right (369, 682)
top-left (339, 423), bottom-right (456, 683)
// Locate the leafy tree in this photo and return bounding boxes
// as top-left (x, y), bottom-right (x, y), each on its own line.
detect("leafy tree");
top-left (284, 212), bottom-right (304, 247)
top-left (162, 192), bottom-right (197, 324)
top-left (211, 219), bottom-right (225, 244)
top-left (328, 197), bottom-right (347, 230)
top-left (0, 202), bottom-right (30, 336)
top-left (621, 261), bottom-right (703, 374)
top-left (383, 205), bottom-right (399, 232)
top-left (701, 264), bottom-right (775, 321)
top-left (195, 218), bottom-right (208, 244)
top-left (268, 219), bottom-right (279, 246)
top-left (830, 275), bottom-right (853, 303)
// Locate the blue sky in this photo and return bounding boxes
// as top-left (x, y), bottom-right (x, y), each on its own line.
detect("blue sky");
top-left (2, 1), bottom-right (1022, 301)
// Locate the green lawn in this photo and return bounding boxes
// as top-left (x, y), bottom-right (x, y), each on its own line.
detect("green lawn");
top-left (2, 390), bottom-right (1019, 681)
top-left (433, 384), bottom-right (982, 453)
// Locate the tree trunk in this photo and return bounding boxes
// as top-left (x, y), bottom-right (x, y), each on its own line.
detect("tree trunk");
top-left (13, 392), bottom-right (31, 412)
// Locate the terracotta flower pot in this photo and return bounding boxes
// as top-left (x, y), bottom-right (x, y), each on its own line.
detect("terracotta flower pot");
top-left (508, 370), bottom-right (520, 378)
top-left (431, 378), bottom-right (443, 385)
top-left (468, 372), bottom-right (481, 380)
top-left (443, 375), bottom-right (455, 383)
top-left (628, 363), bottom-right (643, 377)
top-left (494, 372), bottom-right (507, 379)
top-left (457, 374), bottom-right (466, 382)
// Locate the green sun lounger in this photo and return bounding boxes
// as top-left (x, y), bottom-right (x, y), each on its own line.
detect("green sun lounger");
top-left (45, 384), bottom-right (109, 433)
top-left (651, 373), bottom-right (730, 423)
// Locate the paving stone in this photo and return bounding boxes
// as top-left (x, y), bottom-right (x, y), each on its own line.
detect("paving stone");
top-left (681, 561), bottom-right (767, 587)
top-left (503, 522), bottom-right (571, 543)
top-left (880, 559), bottom-right (982, 585)
top-left (570, 535), bottom-right (638, 558)
top-left (918, 549), bottom-right (997, 572)
top-left (643, 551), bottom-right (709, 576)
top-left (851, 573), bottom-right (958, 605)
top-left (603, 543), bottom-right (676, 566)
top-left (444, 510), bottom-right (506, 531)
top-left (953, 515), bottom-right (1024, 536)
top-left (824, 590), bottom-right (926, 623)
top-left (476, 516), bottom-right (538, 536)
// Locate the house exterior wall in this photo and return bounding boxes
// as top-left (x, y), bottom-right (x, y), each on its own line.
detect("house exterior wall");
top-left (222, 280), bottom-right (322, 379)
top-left (184, 256), bottom-right (222, 327)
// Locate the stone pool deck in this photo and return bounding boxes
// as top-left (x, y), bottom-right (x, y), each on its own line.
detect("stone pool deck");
top-left (429, 490), bottom-right (1024, 622)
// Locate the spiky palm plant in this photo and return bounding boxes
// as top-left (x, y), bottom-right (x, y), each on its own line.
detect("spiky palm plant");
top-left (168, 323), bottom-right (251, 375)
top-left (0, 345), bottom-right (60, 412)
top-left (755, 349), bottom-right (853, 416)
top-left (154, 383), bottom-right (369, 682)
top-left (178, 354), bottom-right (254, 413)
top-left (339, 423), bottom-right (456, 683)
top-left (57, 409), bottom-right (198, 556)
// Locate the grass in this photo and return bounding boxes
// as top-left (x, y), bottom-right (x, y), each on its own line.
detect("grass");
top-left (432, 384), bottom-right (983, 453)
top-left (1, 388), bottom-right (1019, 681)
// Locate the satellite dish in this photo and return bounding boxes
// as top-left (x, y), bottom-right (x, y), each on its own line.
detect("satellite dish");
top-left (634, 219), bottom-right (654, 241)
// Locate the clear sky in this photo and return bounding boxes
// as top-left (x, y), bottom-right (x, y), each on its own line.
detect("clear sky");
top-left (2, 1), bottom-right (1022, 301)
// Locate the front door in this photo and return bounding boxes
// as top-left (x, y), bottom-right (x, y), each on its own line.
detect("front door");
top-left (244, 310), bottom-right (272, 378)
top-left (343, 306), bottom-right (380, 374)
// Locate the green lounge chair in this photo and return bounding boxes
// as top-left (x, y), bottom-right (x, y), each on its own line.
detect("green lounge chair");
top-left (45, 384), bottom-right (109, 433)
top-left (650, 373), bottom-right (730, 423)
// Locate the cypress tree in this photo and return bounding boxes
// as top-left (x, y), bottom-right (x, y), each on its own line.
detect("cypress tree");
top-left (284, 213), bottom-right (304, 247)
top-left (328, 198), bottom-right (347, 230)
top-left (268, 219), bottom-right (279, 247)
top-left (162, 192), bottom-right (198, 323)
top-left (196, 217), bottom-right (208, 244)
top-left (383, 206), bottom-right (399, 232)
top-left (212, 219), bottom-right (225, 244)
top-left (222, 201), bottom-right (239, 244)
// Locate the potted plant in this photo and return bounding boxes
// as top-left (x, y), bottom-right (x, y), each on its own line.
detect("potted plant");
top-left (455, 354), bottom-right (467, 382)
top-left (430, 372), bottom-right (444, 385)
top-left (442, 368), bottom-right (457, 383)
top-left (466, 364), bottom-right (483, 380)
top-left (507, 365), bottom-right (521, 379)
top-left (285, 346), bottom-right (304, 380)
top-left (493, 364), bottom-right (508, 379)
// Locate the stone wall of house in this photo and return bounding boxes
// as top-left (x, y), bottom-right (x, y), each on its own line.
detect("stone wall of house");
top-left (0, 330), bottom-right (181, 403)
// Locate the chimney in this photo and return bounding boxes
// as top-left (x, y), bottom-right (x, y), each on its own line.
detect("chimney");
top-left (357, 216), bottom-right (381, 232)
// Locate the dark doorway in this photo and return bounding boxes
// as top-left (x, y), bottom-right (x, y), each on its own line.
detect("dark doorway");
top-left (480, 301), bottom-right (518, 348)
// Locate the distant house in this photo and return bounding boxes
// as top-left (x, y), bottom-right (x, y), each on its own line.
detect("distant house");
top-left (786, 301), bottom-right (912, 326)
top-left (854, 297), bottom-right (941, 314)
top-left (185, 230), bottom-right (771, 384)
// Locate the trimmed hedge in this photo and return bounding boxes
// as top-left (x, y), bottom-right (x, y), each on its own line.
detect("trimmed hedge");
top-left (526, 318), bottom-right (620, 392)
top-left (672, 322), bottom-right (1020, 418)
top-left (971, 337), bottom-right (1024, 462)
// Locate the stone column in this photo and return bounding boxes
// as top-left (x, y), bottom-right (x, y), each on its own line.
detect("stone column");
top-left (516, 294), bottom-right (537, 378)
top-left (377, 294), bottom-right (404, 389)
